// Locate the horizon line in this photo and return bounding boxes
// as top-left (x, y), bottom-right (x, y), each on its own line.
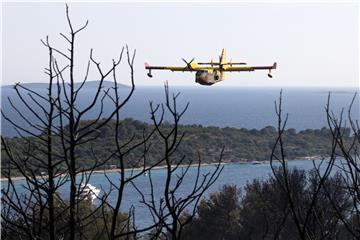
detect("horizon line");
top-left (1, 81), bottom-right (359, 89)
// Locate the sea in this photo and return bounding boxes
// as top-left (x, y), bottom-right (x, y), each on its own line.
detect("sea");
top-left (1, 85), bottom-right (359, 136)
top-left (1, 84), bottom-right (359, 228)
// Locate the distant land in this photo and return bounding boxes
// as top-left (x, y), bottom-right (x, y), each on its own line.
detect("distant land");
top-left (2, 118), bottom-right (351, 177)
top-left (1, 80), bottom-right (130, 89)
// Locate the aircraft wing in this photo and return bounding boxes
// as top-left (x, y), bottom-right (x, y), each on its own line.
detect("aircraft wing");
top-left (224, 62), bottom-right (277, 72)
top-left (145, 62), bottom-right (199, 72)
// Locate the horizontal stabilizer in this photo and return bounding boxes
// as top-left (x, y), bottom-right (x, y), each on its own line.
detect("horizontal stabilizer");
top-left (198, 62), bottom-right (247, 65)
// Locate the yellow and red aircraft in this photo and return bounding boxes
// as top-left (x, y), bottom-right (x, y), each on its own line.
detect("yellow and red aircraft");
top-left (145, 49), bottom-right (277, 86)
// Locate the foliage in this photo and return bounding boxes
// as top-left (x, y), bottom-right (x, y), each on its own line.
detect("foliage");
top-left (181, 185), bottom-right (241, 240)
top-left (1, 118), bottom-right (350, 177)
top-left (1, 197), bottom-right (130, 240)
top-left (182, 168), bottom-right (352, 240)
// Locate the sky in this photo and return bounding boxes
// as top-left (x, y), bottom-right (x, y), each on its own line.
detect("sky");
top-left (1, 2), bottom-right (359, 87)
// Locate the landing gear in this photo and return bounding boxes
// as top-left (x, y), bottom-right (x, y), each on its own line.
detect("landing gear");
top-left (147, 70), bottom-right (153, 78)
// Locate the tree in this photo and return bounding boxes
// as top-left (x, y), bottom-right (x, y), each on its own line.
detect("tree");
top-left (322, 93), bottom-right (360, 239)
top-left (181, 185), bottom-right (241, 240)
top-left (181, 168), bottom-right (349, 240)
top-left (1, 5), bottom-right (223, 240)
top-left (241, 169), bottom-right (349, 240)
top-left (268, 91), bottom-right (359, 240)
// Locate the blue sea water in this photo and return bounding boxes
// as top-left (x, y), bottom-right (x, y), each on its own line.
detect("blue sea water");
top-left (5, 160), bottom-right (325, 228)
top-left (1, 85), bottom-right (359, 136)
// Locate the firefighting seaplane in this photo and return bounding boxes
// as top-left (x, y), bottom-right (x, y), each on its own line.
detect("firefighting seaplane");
top-left (145, 49), bottom-right (277, 86)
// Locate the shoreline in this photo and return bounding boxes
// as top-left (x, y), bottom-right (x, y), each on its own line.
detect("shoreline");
top-left (0, 162), bottom-right (229, 182)
top-left (0, 157), bottom-right (324, 182)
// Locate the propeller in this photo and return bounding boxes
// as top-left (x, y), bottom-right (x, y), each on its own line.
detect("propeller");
top-left (182, 58), bottom-right (195, 70)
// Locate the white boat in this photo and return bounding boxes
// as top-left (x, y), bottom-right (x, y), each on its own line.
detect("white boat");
top-left (78, 183), bottom-right (100, 202)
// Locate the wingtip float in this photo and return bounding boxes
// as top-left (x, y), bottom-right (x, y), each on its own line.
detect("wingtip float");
top-left (145, 49), bottom-right (277, 86)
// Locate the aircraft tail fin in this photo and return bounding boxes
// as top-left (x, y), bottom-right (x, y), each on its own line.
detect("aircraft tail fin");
top-left (220, 48), bottom-right (226, 65)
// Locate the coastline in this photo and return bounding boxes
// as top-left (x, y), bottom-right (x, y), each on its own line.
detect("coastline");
top-left (0, 157), bottom-right (324, 182)
top-left (0, 161), bottom-right (228, 182)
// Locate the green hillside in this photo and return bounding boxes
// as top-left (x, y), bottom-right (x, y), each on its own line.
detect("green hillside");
top-left (2, 118), bottom-right (350, 177)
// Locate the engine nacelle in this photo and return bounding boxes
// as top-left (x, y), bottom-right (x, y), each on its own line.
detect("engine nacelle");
top-left (195, 70), bottom-right (221, 85)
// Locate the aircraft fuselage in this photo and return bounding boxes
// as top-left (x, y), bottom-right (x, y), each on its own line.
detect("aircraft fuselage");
top-left (195, 70), bottom-right (221, 85)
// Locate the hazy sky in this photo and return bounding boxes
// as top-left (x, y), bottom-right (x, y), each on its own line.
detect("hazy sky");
top-left (2, 2), bottom-right (359, 87)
